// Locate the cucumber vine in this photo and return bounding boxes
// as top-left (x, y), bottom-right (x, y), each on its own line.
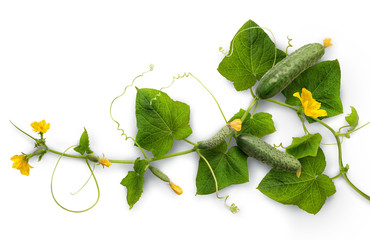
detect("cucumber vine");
top-left (10, 19), bottom-right (370, 215)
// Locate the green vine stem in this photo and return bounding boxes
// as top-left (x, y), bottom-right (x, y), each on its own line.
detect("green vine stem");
top-left (298, 114), bottom-right (310, 135)
top-left (264, 98), bottom-right (370, 201)
top-left (241, 97), bottom-right (258, 122)
top-left (45, 147), bottom-right (196, 164)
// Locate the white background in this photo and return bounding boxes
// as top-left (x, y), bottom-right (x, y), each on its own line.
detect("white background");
top-left (1, 0), bottom-right (370, 239)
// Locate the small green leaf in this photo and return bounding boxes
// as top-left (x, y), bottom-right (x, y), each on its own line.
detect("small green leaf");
top-left (134, 159), bottom-right (149, 175)
top-left (229, 109), bottom-right (276, 138)
top-left (136, 88), bottom-right (192, 157)
top-left (286, 133), bottom-right (322, 159)
top-left (218, 20), bottom-right (286, 91)
top-left (74, 128), bottom-right (93, 155)
top-left (345, 106), bottom-right (359, 129)
top-left (120, 171), bottom-right (145, 209)
top-left (282, 60), bottom-right (343, 122)
top-left (258, 148), bottom-right (336, 214)
top-left (196, 141), bottom-right (248, 195)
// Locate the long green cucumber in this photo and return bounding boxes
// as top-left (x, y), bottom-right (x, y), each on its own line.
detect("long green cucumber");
top-left (256, 43), bottom-right (324, 99)
top-left (236, 134), bottom-right (301, 174)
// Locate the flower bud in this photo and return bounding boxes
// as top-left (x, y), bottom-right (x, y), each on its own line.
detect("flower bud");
top-left (98, 157), bottom-right (112, 168)
top-left (228, 119), bottom-right (242, 132)
top-left (169, 182), bottom-right (183, 195)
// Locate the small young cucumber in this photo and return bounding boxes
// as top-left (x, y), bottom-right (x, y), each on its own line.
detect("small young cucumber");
top-left (197, 125), bottom-right (231, 149)
top-left (149, 165), bottom-right (170, 183)
top-left (256, 43), bottom-right (325, 99)
top-left (236, 134), bottom-right (301, 174)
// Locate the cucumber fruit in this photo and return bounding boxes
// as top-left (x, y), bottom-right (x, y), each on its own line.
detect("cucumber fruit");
top-left (236, 134), bottom-right (301, 173)
top-left (256, 43), bottom-right (325, 99)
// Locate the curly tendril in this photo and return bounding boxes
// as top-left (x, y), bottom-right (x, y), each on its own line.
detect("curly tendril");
top-left (196, 150), bottom-right (239, 214)
top-left (149, 72), bottom-right (227, 123)
top-left (109, 64), bottom-right (154, 158)
top-left (50, 145), bottom-right (100, 213)
top-left (286, 36), bottom-right (293, 55)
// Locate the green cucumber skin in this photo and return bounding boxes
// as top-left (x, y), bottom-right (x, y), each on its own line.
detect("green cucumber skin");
top-left (256, 43), bottom-right (324, 99)
top-left (236, 134), bottom-right (301, 173)
top-left (197, 126), bottom-right (230, 149)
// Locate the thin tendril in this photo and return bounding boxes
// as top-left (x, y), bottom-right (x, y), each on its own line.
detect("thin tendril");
top-left (196, 150), bottom-right (239, 213)
top-left (10, 121), bottom-right (38, 141)
top-left (109, 64), bottom-right (154, 158)
top-left (70, 163), bottom-right (96, 195)
top-left (298, 114), bottom-right (310, 135)
top-left (321, 136), bottom-right (344, 145)
top-left (337, 125), bottom-right (351, 135)
top-left (226, 135), bottom-right (233, 149)
top-left (150, 72), bottom-right (227, 123)
top-left (273, 143), bottom-right (286, 149)
top-left (339, 122), bottom-right (370, 136)
top-left (50, 145), bottom-right (100, 213)
top-left (286, 36), bottom-right (293, 55)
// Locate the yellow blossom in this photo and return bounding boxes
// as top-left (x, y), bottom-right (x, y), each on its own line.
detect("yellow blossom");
top-left (31, 120), bottom-right (50, 133)
top-left (169, 182), bottom-right (183, 195)
top-left (228, 119), bottom-right (242, 132)
top-left (323, 38), bottom-right (333, 48)
top-left (293, 88), bottom-right (328, 118)
top-left (11, 154), bottom-right (33, 176)
top-left (98, 157), bottom-right (112, 168)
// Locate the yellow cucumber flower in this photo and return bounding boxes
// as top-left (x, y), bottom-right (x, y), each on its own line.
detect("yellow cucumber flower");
top-left (31, 120), bottom-right (50, 133)
top-left (11, 154), bottom-right (33, 176)
top-left (323, 38), bottom-right (333, 48)
top-left (228, 119), bottom-right (242, 132)
top-left (293, 88), bottom-right (327, 118)
top-left (98, 157), bottom-right (112, 168)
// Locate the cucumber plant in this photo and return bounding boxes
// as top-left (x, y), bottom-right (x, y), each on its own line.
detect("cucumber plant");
top-left (10, 19), bottom-right (370, 215)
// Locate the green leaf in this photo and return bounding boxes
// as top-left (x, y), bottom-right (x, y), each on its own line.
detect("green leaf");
top-left (196, 141), bottom-right (248, 195)
top-left (73, 128), bottom-right (93, 155)
top-left (218, 20), bottom-right (286, 91)
top-left (120, 171), bottom-right (145, 209)
top-left (345, 106), bottom-right (359, 129)
top-left (135, 88), bottom-right (192, 157)
top-left (229, 109), bottom-right (276, 138)
top-left (286, 133), bottom-right (322, 159)
top-left (257, 148), bottom-right (336, 214)
top-left (282, 60), bottom-right (343, 122)
top-left (134, 159), bottom-right (149, 175)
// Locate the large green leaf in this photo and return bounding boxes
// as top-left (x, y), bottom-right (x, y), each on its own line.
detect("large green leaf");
top-left (196, 141), bottom-right (248, 195)
top-left (218, 20), bottom-right (286, 91)
top-left (282, 60), bottom-right (343, 121)
top-left (286, 133), bottom-right (322, 159)
top-left (135, 88), bottom-right (192, 157)
top-left (120, 171), bottom-right (145, 210)
top-left (229, 109), bottom-right (276, 138)
top-left (257, 148), bottom-right (336, 214)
